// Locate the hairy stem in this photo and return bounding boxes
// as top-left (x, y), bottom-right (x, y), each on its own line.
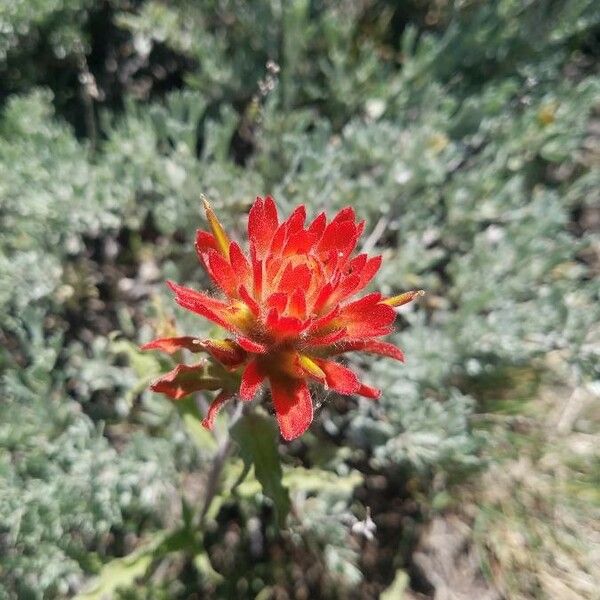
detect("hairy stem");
top-left (198, 400), bottom-right (251, 526)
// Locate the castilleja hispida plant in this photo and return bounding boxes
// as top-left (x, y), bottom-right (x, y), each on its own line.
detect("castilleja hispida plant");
top-left (143, 197), bottom-right (422, 440)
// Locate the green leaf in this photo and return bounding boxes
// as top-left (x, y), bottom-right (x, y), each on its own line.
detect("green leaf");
top-left (231, 412), bottom-right (291, 528)
top-left (110, 337), bottom-right (163, 379)
top-left (380, 569), bottom-right (409, 600)
top-left (193, 552), bottom-right (224, 585)
top-left (74, 544), bottom-right (155, 600)
top-left (75, 526), bottom-right (205, 600)
top-left (283, 467), bottom-right (363, 497)
top-left (177, 396), bottom-right (218, 452)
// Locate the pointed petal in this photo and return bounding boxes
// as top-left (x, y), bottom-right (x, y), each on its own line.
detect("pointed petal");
top-left (278, 264), bottom-right (311, 294)
top-left (265, 255), bottom-right (283, 284)
top-left (150, 363), bottom-right (221, 400)
top-left (343, 291), bottom-right (382, 306)
top-left (263, 196), bottom-right (279, 225)
top-left (195, 230), bottom-right (217, 265)
top-left (327, 340), bottom-right (404, 362)
top-left (357, 383), bottom-right (381, 399)
top-left (248, 196), bottom-right (279, 258)
top-left (202, 197), bottom-right (230, 258)
top-left (339, 293), bottom-right (396, 338)
top-left (266, 291), bottom-right (288, 313)
top-left (291, 264), bottom-right (312, 291)
top-left (288, 288), bottom-right (307, 320)
top-left (306, 327), bottom-right (347, 346)
top-left (238, 285), bottom-right (260, 316)
top-left (331, 206), bottom-right (355, 224)
top-left (268, 222), bottom-right (287, 256)
top-left (284, 229), bottom-right (317, 256)
top-left (308, 305), bottom-right (340, 334)
top-left (312, 281), bottom-right (335, 314)
top-left (207, 249), bottom-right (239, 297)
top-left (239, 360), bottom-right (265, 401)
top-left (340, 253), bottom-right (381, 295)
top-left (314, 359), bottom-right (360, 394)
top-left (201, 391), bottom-right (233, 430)
top-left (237, 336), bottom-right (267, 354)
top-left (144, 336), bottom-right (246, 367)
top-left (317, 220), bottom-right (357, 256)
top-left (276, 262), bottom-right (295, 293)
top-left (197, 339), bottom-right (248, 367)
top-left (356, 220), bottom-right (365, 238)
top-left (141, 336), bottom-right (200, 354)
top-left (269, 376), bottom-right (313, 441)
top-left (284, 205), bottom-right (306, 235)
top-left (307, 212), bottom-right (326, 240)
top-left (229, 241), bottom-right (252, 286)
top-left (296, 354), bottom-right (326, 382)
top-left (383, 290), bottom-right (425, 307)
top-left (346, 253), bottom-right (368, 274)
top-left (327, 274), bottom-right (361, 305)
top-left (252, 256), bottom-right (263, 300)
top-left (266, 309), bottom-right (304, 337)
top-left (357, 255), bottom-right (382, 291)
top-left (166, 280), bottom-right (236, 332)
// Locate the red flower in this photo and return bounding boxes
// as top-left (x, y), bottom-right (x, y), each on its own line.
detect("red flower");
top-left (143, 197), bottom-right (422, 440)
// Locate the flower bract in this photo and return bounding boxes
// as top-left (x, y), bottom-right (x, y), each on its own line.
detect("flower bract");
top-left (143, 196), bottom-right (422, 440)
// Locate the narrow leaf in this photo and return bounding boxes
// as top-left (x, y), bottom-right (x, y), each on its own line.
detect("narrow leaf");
top-left (231, 412), bottom-right (291, 528)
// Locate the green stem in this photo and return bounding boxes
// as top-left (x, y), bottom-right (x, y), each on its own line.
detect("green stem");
top-left (197, 399), bottom-right (254, 526)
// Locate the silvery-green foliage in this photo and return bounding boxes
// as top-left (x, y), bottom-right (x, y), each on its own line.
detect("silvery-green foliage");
top-left (341, 306), bottom-right (480, 470)
top-left (1, 0), bottom-right (599, 596)
top-left (100, 93), bottom-right (264, 238)
top-left (250, 0), bottom-right (600, 467)
top-left (0, 325), bottom-right (179, 600)
top-left (0, 90), bottom-right (128, 330)
top-left (0, 0), bottom-right (93, 58)
top-left (281, 468), bottom-right (365, 592)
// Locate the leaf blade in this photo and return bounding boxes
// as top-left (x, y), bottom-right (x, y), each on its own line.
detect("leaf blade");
top-left (231, 412), bottom-right (291, 528)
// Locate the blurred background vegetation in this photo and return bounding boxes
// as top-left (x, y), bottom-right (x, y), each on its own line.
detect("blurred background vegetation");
top-left (1, 1), bottom-right (599, 598)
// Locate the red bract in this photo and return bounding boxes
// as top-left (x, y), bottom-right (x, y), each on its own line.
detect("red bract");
top-left (143, 197), bottom-right (422, 441)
